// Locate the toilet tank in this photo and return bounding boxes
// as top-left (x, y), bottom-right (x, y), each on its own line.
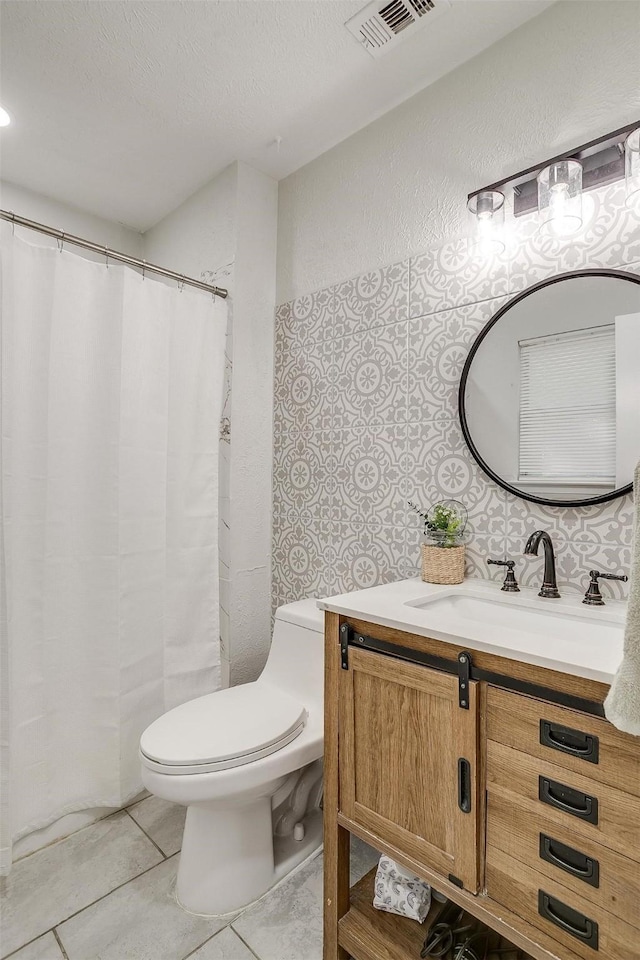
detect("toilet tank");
top-left (260, 599), bottom-right (325, 708)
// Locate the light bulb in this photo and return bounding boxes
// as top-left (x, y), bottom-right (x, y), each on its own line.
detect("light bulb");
top-left (538, 160), bottom-right (582, 237)
top-left (467, 190), bottom-right (505, 256)
top-left (0, 106), bottom-right (11, 127)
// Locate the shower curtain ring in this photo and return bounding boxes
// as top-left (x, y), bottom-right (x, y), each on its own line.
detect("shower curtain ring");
top-left (104, 246), bottom-right (110, 269)
top-left (178, 276), bottom-right (185, 292)
top-left (142, 260), bottom-right (146, 280)
top-left (57, 231), bottom-right (65, 252)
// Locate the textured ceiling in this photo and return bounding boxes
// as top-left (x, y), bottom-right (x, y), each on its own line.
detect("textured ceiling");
top-left (0, 0), bottom-right (552, 231)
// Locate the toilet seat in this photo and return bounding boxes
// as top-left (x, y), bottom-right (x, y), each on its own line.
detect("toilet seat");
top-left (139, 682), bottom-right (307, 775)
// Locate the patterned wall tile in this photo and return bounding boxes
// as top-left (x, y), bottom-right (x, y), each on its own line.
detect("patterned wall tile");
top-left (509, 182), bottom-right (640, 292)
top-left (274, 337), bottom-right (335, 432)
top-left (271, 516), bottom-right (337, 606)
top-left (505, 492), bottom-right (634, 548)
top-left (410, 238), bottom-right (509, 318)
top-left (332, 424), bottom-right (408, 526)
top-left (465, 534), bottom-right (511, 583)
top-left (273, 429), bottom-right (335, 520)
top-left (405, 420), bottom-right (507, 540)
top-left (407, 297), bottom-right (506, 422)
top-left (277, 287), bottom-right (336, 345)
top-left (333, 322), bottom-right (408, 428)
top-left (506, 537), bottom-right (631, 600)
top-left (332, 522), bottom-right (409, 593)
top-left (334, 261), bottom-right (409, 338)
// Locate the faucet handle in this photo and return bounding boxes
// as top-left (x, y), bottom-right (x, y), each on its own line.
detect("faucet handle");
top-left (487, 558), bottom-right (520, 593)
top-left (582, 569), bottom-right (628, 606)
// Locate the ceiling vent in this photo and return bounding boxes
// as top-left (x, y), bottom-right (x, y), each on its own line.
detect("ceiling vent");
top-left (345, 0), bottom-right (450, 58)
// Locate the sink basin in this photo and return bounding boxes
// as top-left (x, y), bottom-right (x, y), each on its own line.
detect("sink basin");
top-left (405, 588), bottom-right (624, 649)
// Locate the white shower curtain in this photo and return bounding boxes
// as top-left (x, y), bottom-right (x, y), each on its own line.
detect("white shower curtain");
top-left (0, 223), bottom-right (226, 873)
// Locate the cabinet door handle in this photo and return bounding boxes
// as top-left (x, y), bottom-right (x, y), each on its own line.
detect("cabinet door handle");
top-left (538, 891), bottom-right (599, 950)
top-left (539, 833), bottom-right (600, 888)
top-left (539, 776), bottom-right (598, 824)
top-left (540, 720), bottom-right (599, 764)
top-left (457, 757), bottom-right (471, 813)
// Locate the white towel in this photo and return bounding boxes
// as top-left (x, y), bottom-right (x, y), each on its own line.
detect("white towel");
top-left (605, 460), bottom-right (640, 735)
top-left (373, 855), bottom-right (432, 923)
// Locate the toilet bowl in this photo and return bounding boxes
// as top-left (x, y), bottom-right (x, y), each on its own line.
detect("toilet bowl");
top-left (139, 598), bottom-right (324, 915)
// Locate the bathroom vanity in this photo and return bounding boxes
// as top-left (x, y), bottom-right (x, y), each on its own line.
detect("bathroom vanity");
top-left (320, 579), bottom-right (638, 960)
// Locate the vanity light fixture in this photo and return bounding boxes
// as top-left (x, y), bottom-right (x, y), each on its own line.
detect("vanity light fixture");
top-left (537, 159), bottom-right (583, 237)
top-left (625, 127), bottom-right (640, 211)
top-left (467, 189), bottom-right (505, 255)
top-left (467, 120), bottom-right (640, 242)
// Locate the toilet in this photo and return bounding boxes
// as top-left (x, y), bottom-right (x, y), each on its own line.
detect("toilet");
top-left (139, 598), bottom-right (325, 916)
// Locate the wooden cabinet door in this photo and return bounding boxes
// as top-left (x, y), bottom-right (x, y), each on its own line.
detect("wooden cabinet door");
top-left (339, 646), bottom-right (479, 892)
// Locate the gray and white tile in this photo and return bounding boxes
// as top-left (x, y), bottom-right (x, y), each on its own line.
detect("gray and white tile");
top-left (405, 420), bottom-right (507, 540)
top-left (333, 321), bottom-right (408, 428)
top-left (271, 517), bottom-right (337, 609)
top-left (505, 491), bottom-right (634, 547)
top-left (332, 424), bottom-right (408, 526)
top-left (232, 853), bottom-right (323, 960)
top-left (127, 795), bottom-right (186, 858)
top-left (407, 297), bottom-right (506, 421)
top-left (0, 812), bottom-right (162, 958)
top-left (332, 521), bottom-right (409, 593)
top-left (273, 337), bottom-right (334, 433)
top-left (57, 857), bottom-right (230, 960)
top-left (334, 261), bottom-right (408, 338)
top-left (273, 429), bottom-right (335, 520)
top-left (410, 238), bottom-right (509, 318)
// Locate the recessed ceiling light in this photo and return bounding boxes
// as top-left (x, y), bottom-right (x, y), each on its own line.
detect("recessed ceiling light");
top-left (0, 106), bottom-right (11, 127)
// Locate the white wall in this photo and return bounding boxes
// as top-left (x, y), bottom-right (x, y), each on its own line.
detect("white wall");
top-left (1, 180), bottom-right (143, 257)
top-left (143, 163), bottom-right (238, 282)
top-left (276, 0), bottom-right (640, 303)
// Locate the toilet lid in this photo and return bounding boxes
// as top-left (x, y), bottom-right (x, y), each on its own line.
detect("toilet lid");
top-left (139, 682), bottom-right (307, 771)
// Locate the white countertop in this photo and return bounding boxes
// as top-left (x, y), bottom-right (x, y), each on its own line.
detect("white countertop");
top-left (318, 578), bottom-right (627, 686)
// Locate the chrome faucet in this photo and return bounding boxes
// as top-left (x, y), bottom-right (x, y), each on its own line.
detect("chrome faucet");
top-left (524, 530), bottom-right (560, 598)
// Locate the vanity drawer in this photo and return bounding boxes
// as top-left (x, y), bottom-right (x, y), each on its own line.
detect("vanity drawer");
top-left (486, 686), bottom-right (640, 797)
top-left (487, 740), bottom-right (640, 860)
top-left (487, 846), bottom-right (639, 960)
top-left (487, 789), bottom-right (640, 928)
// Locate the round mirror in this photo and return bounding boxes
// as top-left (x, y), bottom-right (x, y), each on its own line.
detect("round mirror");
top-left (459, 269), bottom-right (640, 506)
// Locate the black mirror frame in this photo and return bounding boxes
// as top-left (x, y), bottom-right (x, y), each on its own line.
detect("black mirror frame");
top-left (458, 267), bottom-right (640, 508)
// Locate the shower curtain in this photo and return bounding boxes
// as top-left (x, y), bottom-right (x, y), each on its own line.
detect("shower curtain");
top-left (0, 223), bottom-right (226, 873)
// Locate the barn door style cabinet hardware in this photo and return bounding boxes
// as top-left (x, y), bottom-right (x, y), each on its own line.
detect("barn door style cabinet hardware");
top-left (323, 600), bottom-right (640, 960)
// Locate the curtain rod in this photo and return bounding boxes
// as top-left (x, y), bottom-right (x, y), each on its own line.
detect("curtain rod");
top-left (1, 210), bottom-right (229, 300)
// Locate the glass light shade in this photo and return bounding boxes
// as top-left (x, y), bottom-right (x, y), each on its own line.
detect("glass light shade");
top-left (538, 159), bottom-right (583, 237)
top-left (625, 127), bottom-right (640, 211)
top-left (467, 190), bottom-right (505, 255)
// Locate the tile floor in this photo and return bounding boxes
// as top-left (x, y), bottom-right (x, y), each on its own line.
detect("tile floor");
top-left (1, 796), bottom-right (379, 960)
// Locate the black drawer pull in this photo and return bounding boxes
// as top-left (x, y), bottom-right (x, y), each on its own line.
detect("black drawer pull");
top-left (539, 833), bottom-right (600, 888)
top-left (457, 757), bottom-right (471, 813)
top-left (540, 720), bottom-right (599, 764)
top-left (539, 776), bottom-right (598, 825)
top-left (538, 890), bottom-right (599, 950)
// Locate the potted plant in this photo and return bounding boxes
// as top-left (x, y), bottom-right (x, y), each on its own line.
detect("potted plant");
top-left (408, 499), bottom-right (468, 585)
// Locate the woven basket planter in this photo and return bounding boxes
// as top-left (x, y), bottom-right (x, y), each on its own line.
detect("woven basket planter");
top-left (420, 543), bottom-right (465, 585)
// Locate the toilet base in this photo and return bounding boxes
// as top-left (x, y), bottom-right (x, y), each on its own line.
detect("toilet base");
top-left (176, 796), bottom-right (323, 916)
